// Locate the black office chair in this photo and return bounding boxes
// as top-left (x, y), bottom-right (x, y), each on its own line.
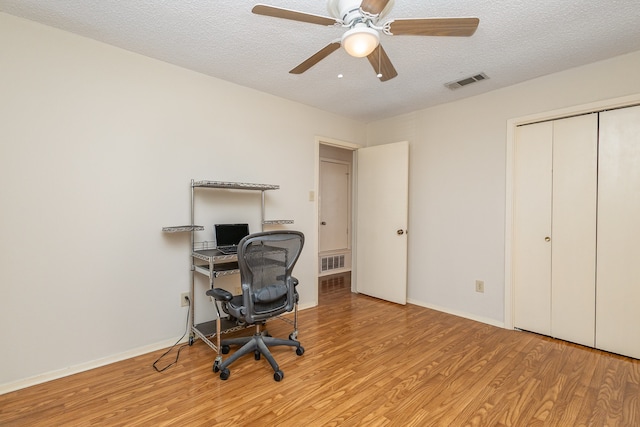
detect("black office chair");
top-left (206, 230), bottom-right (305, 381)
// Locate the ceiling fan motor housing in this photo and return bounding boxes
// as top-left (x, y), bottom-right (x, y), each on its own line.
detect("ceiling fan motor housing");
top-left (328, 0), bottom-right (395, 26)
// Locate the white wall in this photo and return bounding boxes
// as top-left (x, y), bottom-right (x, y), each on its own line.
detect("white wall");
top-left (367, 50), bottom-right (640, 326)
top-left (0, 13), bottom-right (364, 391)
top-left (4, 10), bottom-right (640, 393)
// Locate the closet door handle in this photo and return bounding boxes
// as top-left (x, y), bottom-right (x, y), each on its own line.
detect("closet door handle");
top-left (544, 236), bottom-right (551, 242)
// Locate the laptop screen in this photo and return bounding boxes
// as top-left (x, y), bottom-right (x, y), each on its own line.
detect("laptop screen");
top-left (214, 223), bottom-right (250, 247)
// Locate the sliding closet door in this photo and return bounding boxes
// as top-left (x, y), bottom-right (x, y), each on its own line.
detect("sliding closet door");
top-left (597, 105), bottom-right (640, 359)
top-left (513, 121), bottom-right (552, 336)
top-left (550, 114), bottom-right (597, 347)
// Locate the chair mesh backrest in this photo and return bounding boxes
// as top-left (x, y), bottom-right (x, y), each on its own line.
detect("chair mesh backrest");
top-left (237, 231), bottom-right (304, 324)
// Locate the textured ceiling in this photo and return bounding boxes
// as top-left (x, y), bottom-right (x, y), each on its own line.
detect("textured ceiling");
top-left (2, 0), bottom-right (640, 122)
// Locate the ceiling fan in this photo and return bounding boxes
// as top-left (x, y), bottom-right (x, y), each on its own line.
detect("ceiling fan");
top-left (252, 0), bottom-right (479, 82)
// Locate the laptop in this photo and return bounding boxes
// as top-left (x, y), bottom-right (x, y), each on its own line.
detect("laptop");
top-left (214, 223), bottom-right (250, 255)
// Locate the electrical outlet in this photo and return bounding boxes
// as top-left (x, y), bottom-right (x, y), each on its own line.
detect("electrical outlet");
top-left (475, 280), bottom-right (485, 293)
top-left (180, 292), bottom-right (190, 307)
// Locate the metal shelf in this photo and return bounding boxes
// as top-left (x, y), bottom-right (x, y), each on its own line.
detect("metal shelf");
top-left (194, 262), bottom-right (240, 278)
top-left (192, 180), bottom-right (279, 191)
top-left (193, 316), bottom-right (293, 352)
top-left (263, 219), bottom-right (295, 225)
top-left (162, 225), bottom-right (204, 233)
top-left (192, 243), bottom-right (238, 263)
top-left (192, 319), bottom-right (252, 352)
top-left (165, 179), bottom-right (295, 356)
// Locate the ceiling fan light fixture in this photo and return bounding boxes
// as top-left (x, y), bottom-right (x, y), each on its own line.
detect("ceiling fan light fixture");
top-left (341, 24), bottom-right (380, 58)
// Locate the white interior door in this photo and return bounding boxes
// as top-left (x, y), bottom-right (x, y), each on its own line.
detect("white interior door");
top-left (513, 122), bottom-right (553, 335)
top-left (550, 114), bottom-right (597, 347)
top-left (355, 141), bottom-right (409, 304)
top-left (319, 160), bottom-right (350, 252)
top-left (513, 116), bottom-right (598, 345)
top-left (596, 105), bottom-right (640, 359)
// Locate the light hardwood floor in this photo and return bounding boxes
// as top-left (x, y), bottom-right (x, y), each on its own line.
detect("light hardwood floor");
top-left (1, 273), bottom-right (639, 426)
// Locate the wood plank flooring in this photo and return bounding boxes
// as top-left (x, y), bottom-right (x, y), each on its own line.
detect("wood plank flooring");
top-left (1, 273), bottom-right (639, 426)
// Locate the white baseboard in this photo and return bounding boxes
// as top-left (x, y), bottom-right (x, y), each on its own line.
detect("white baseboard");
top-left (0, 337), bottom-right (183, 396)
top-left (407, 298), bottom-right (505, 329)
top-left (298, 302), bottom-right (317, 311)
top-left (318, 268), bottom-right (351, 277)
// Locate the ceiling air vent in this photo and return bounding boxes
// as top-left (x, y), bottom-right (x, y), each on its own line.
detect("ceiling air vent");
top-left (445, 72), bottom-right (489, 90)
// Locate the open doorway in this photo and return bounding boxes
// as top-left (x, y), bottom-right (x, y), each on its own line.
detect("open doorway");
top-left (318, 143), bottom-right (353, 302)
top-left (315, 138), bottom-right (409, 306)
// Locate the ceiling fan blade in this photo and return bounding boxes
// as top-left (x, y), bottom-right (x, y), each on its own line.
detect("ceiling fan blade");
top-left (290, 42), bottom-right (341, 74)
top-left (387, 17), bottom-right (479, 37)
top-left (252, 4), bottom-right (339, 26)
top-left (360, 0), bottom-right (391, 16)
top-left (367, 44), bottom-right (398, 82)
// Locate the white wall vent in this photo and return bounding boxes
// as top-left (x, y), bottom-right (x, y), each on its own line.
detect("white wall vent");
top-left (321, 255), bottom-right (345, 272)
top-left (444, 72), bottom-right (489, 90)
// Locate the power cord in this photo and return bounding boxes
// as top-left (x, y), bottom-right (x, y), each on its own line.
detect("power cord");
top-left (152, 296), bottom-right (191, 372)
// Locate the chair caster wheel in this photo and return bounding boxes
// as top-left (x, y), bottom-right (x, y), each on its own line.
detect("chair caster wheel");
top-left (254, 350), bottom-right (261, 360)
top-left (220, 368), bottom-right (230, 380)
top-left (274, 370), bottom-right (284, 382)
top-left (213, 360), bottom-right (221, 373)
top-left (221, 345), bottom-right (230, 354)
top-left (296, 346), bottom-right (305, 356)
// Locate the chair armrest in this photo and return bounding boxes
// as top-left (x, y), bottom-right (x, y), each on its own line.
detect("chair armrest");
top-left (206, 288), bottom-right (233, 302)
top-left (276, 275), bottom-right (299, 286)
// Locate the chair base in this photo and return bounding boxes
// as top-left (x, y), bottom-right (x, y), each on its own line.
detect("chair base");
top-left (213, 332), bottom-right (304, 381)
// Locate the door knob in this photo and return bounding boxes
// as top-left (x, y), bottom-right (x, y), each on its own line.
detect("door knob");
top-left (321, 221), bottom-right (327, 225)
top-left (545, 236), bottom-right (551, 242)
top-left (397, 229), bottom-right (404, 235)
